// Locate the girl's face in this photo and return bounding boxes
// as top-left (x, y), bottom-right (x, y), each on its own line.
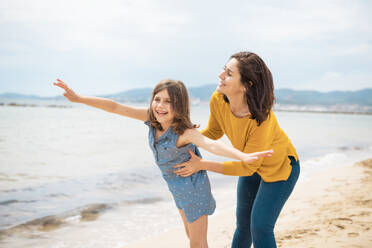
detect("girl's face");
top-left (217, 58), bottom-right (246, 97)
top-left (151, 89), bottom-right (175, 126)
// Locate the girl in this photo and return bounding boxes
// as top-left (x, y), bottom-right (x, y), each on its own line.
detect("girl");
top-left (53, 78), bottom-right (273, 248)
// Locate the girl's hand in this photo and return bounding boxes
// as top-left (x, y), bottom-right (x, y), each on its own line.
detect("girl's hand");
top-left (53, 79), bottom-right (81, 102)
top-left (173, 150), bottom-right (203, 177)
top-left (241, 149), bottom-right (274, 163)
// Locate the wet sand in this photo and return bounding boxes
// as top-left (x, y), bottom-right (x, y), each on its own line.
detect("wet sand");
top-left (124, 158), bottom-right (372, 248)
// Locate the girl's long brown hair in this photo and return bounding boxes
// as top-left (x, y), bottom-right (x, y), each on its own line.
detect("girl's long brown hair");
top-left (148, 79), bottom-right (198, 135)
top-left (225, 52), bottom-right (275, 126)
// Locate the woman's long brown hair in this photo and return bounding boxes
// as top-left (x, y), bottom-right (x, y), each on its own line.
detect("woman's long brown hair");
top-left (225, 52), bottom-right (275, 126)
top-left (148, 79), bottom-right (198, 135)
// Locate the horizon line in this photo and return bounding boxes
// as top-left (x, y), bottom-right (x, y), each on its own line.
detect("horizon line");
top-left (0, 86), bottom-right (372, 98)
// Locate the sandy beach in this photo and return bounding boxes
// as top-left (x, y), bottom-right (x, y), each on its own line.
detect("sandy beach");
top-left (124, 158), bottom-right (372, 248)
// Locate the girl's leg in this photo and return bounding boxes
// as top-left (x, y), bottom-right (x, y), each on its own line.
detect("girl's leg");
top-left (188, 215), bottom-right (208, 248)
top-left (250, 157), bottom-right (300, 248)
top-left (231, 173), bottom-right (261, 248)
top-left (178, 209), bottom-right (190, 239)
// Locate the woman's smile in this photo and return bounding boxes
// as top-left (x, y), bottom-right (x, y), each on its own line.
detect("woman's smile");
top-left (218, 81), bottom-right (226, 87)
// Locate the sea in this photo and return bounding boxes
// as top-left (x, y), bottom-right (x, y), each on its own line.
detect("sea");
top-left (0, 100), bottom-right (371, 248)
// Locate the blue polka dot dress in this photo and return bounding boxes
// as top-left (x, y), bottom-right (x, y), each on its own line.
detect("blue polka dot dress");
top-left (145, 121), bottom-right (216, 223)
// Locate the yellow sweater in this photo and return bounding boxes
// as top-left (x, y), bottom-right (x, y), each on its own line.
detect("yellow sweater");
top-left (201, 91), bottom-right (298, 182)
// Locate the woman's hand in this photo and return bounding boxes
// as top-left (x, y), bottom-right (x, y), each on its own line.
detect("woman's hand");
top-left (173, 150), bottom-right (203, 177)
top-left (53, 79), bottom-right (82, 103)
top-left (241, 149), bottom-right (274, 164)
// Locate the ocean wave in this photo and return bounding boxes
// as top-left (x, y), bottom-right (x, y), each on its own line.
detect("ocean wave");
top-left (0, 203), bottom-right (109, 238)
top-left (118, 197), bottom-right (163, 206)
top-left (0, 199), bottom-right (37, 206)
top-left (0, 197), bottom-right (163, 238)
top-left (299, 146), bottom-right (372, 182)
top-left (0, 168), bottom-right (165, 234)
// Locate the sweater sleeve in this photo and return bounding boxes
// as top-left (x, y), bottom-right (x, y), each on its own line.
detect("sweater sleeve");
top-left (222, 113), bottom-right (275, 176)
top-left (201, 92), bottom-right (224, 140)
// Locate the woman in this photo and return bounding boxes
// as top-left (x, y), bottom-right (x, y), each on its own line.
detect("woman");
top-left (174, 52), bottom-right (300, 248)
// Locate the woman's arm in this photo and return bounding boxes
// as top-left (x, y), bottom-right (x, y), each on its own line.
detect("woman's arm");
top-left (175, 113), bottom-right (278, 177)
top-left (181, 128), bottom-right (272, 163)
top-left (174, 150), bottom-right (223, 177)
top-left (173, 147), bottom-right (271, 177)
top-left (53, 79), bottom-right (148, 121)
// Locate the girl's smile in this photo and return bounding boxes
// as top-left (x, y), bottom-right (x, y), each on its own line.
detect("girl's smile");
top-left (151, 89), bottom-right (174, 126)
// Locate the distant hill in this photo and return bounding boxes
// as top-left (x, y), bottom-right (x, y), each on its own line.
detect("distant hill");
top-left (0, 93), bottom-right (44, 99)
top-left (0, 93), bottom-right (64, 100)
top-left (98, 84), bottom-right (217, 103)
top-left (100, 86), bottom-right (372, 106)
top-left (1, 86), bottom-right (372, 106)
top-left (100, 88), bottom-right (152, 102)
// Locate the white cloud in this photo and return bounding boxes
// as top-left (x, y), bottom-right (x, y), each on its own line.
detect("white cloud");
top-left (231, 0), bottom-right (371, 44)
top-left (0, 0), bottom-right (371, 95)
top-left (0, 0), bottom-right (191, 53)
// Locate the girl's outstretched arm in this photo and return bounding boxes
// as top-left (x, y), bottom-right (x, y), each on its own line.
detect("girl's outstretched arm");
top-left (53, 79), bottom-right (148, 121)
top-left (179, 128), bottom-right (273, 163)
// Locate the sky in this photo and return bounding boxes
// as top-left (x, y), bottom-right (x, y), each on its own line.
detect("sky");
top-left (0, 0), bottom-right (371, 96)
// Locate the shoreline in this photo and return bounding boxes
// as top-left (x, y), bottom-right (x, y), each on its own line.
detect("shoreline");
top-left (124, 158), bottom-right (372, 248)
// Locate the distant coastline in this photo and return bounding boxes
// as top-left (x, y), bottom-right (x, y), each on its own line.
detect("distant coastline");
top-left (0, 102), bottom-right (71, 108)
top-left (2, 101), bottom-right (371, 115)
top-left (1, 86), bottom-right (372, 115)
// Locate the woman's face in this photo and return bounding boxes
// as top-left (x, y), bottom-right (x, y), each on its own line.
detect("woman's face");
top-left (217, 58), bottom-right (246, 97)
top-left (151, 89), bottom-right (174, 126)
